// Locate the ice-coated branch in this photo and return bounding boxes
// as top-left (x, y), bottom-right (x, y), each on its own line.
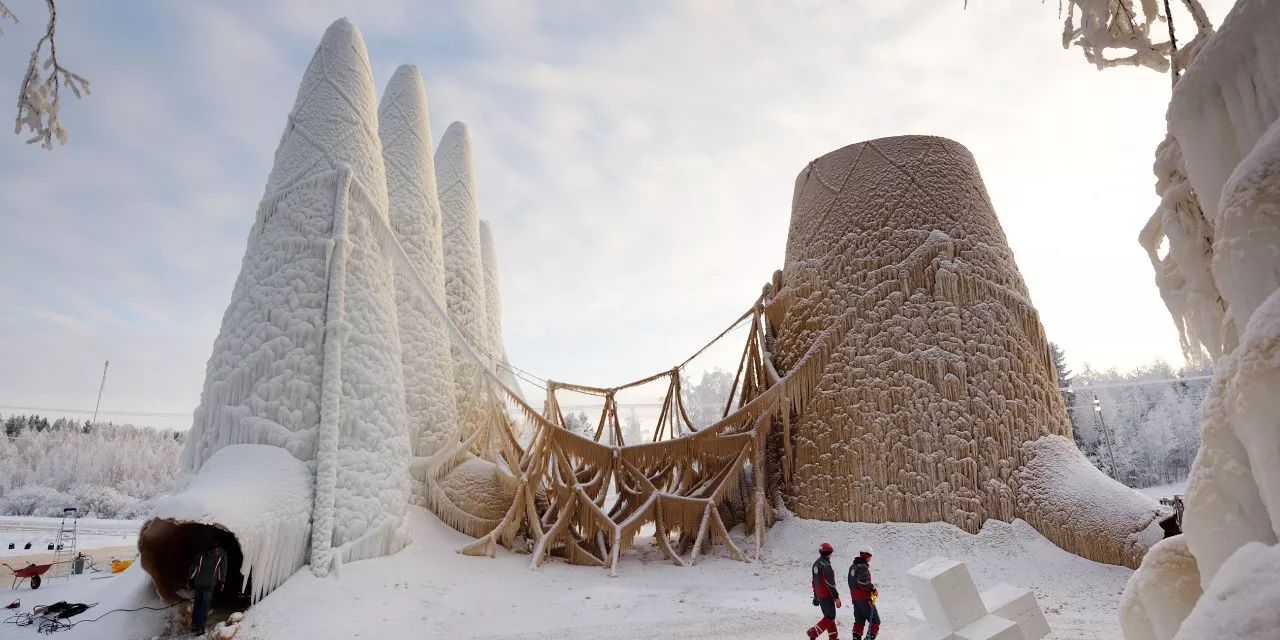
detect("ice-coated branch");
top-left (12, 0), bottom-right (90, 150)
top-left (0, 2), bottom-right (18, 36)
top-left (1061, 0), bottom-right (1170, 71)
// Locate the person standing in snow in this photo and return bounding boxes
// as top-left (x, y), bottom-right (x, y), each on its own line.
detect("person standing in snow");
top-left (188, 542), bottom-right (228, 635)
top-left (847, 546), bottom-right (881, 640)
top-left (807, 542), bottom-right (842, 639)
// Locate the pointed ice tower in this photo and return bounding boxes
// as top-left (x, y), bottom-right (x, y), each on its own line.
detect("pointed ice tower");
top-left (379, 65), bottom-right (460, 473)
top-left (479, 220), bottom-right (524, 401)
top-left (436, 122), bottom-right (494, 438)
top-left (142, 19), bottom-right (411, 600)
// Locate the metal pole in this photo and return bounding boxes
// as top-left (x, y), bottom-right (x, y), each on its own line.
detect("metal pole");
top-left (1094, 394), bottom-right (1120, 481)
top-left (90, 360), bottom-right (109, 426)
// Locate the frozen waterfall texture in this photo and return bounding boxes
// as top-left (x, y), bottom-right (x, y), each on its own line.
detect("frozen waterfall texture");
top-left (142, 18), bottom-right (413, 601)
top-left (771, 135), bottom-right (1165, 568)
top-left (379, 65), bottom-right (460, 471)
top-left (1125, 1), bottom-right (1280, 638)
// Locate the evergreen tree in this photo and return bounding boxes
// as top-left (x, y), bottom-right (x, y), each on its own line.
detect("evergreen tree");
top-left (3, 414), bottom-right (22, 438)
top-left (1050, 342), bottom-right (1087, 453)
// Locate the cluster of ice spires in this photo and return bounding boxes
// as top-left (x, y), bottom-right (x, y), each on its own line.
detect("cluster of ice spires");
top-left (1124, 1), bottom-right (1280, 638)
top-left (143, 18), bottom-right (519, 601)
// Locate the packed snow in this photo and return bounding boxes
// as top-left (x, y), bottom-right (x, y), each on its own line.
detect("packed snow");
top-left (145, 445), bottom-right (313, 603)
top-left (231, 507), bottom-right (1133, 640)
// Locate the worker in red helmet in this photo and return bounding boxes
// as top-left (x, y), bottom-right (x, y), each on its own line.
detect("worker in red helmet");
top-left (847, 545), bottom-right (881, 640)
top-left (807, 542), bottom-right (842, 639)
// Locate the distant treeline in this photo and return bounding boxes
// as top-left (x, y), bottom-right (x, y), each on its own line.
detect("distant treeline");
top-left (0, 416), bottom-right (184, 519)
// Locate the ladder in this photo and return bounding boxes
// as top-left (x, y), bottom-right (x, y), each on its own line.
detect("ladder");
top-left (52, 507), bottom-right (78, 578)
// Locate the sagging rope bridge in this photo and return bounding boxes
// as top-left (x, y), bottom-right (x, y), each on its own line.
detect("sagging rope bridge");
top-left (371, 207), bottom-right (847, 576)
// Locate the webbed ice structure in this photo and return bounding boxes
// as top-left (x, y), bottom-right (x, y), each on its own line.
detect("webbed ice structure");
top-left (770, 135), bottom-right (1167, 568)
top-left (139, 19), bottom-right (521, 604)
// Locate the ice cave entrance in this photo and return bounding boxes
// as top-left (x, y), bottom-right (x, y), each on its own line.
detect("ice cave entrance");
top-left (138, 520), bottom-right (251, 610)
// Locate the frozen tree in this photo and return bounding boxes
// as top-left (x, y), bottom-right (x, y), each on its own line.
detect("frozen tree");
top-left (681, 367), bottom-right (734, 429)
top-left (0, 0), bottom-right (91, 149)
top-left (561, 411), bottom-right (594, 438)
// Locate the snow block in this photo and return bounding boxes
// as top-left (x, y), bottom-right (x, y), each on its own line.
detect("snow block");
top-left (903, 623), bottom-right (953, 640)
top-left (953, 615), bottom-right (1021, 640)
top-left (980, 584), bottom-right (1050, 640)
top-left (142, 445), bottom-right (313, 604)
top-left (907, 556), bottom-right (987, 631)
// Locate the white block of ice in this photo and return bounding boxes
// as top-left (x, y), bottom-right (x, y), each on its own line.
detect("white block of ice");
top-left (954, 615), bottom-right (1021, 640)
top-left (981, 584), bottom-right (1050, 640)
top-left (908, 556), bottom-right (988, 631)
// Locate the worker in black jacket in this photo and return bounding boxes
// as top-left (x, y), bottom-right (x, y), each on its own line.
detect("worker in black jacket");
top-left (188, 542), bottom-right (228, 635)
top-left (847, 546), bottom-right (881, 640)
top-left (807, 542), bottom-right (842, 639)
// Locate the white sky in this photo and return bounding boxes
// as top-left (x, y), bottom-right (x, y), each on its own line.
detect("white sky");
top-left (0, 1), bottom-right (1235, 428)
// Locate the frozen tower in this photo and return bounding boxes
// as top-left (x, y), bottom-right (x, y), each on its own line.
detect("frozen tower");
top-left (141, 19), bottom-right (412, 603)
top-left (772, 135), bottom-right (1165, 567)
top-left (379, 65), bottom-right (460, 465)
top-left (479, 220), bottom-right (524, 399)
top-left (436, 122), bottom-right (494, 441)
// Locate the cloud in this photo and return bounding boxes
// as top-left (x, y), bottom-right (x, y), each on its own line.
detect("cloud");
top-left (0, 0), bottom-right (1236, 425)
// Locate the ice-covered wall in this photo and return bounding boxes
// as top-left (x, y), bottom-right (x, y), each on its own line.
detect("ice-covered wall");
top-left (772, 135), bottom-right (1163, 567)
top-left (379, 65), bottom-right (460, 468)
top-left (170, 18), bottom-right (411, 586)
top-left (1125, 1), bottom-right (1280, 637)
top-left (436, 122), bottom-right (494, 443)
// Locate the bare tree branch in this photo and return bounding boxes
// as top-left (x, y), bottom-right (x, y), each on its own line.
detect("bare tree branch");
top-left (0, 2), bottom-right (18, 36)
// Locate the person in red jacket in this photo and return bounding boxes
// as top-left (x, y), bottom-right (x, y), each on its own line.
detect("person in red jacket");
top-left (807, 542), bottom-right (842, 639)
top-left (847, 546), bottom-right (881, 640)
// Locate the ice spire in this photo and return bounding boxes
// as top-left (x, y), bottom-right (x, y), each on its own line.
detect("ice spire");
top-left (435, 121), bottom-right (493, 438)
top-left (159, 17), bottom-right (411, 595)
top-left (379, 65), bottom-right (460, 467)
top-left (479, 220), bottom-right (524, 400)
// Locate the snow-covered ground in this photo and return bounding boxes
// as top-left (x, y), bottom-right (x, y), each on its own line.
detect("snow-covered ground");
top-left (0, 516), bottom-right (138, 558)
top-left (242, 507), bottom-right (1131, 640)
top-left (0, 507), bottom-right (1136, 639)
top-left (1136, 480), bottom-right (1188, 500)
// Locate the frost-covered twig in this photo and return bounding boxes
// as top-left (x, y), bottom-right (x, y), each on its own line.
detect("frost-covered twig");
top-left (12, 0), bottom-right (90, 150)
top-left (1061, 0), bottom-right (1170, 71)
top-left (0, 2), bottom-right (18, 36)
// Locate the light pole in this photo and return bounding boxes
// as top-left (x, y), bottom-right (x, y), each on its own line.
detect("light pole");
top-left (91, 360), bottom-right (109, 427)
top-left (1094, 394), bottom-right (1120, 482)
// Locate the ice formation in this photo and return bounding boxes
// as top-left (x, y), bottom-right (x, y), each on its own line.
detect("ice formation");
top-left (143, 445), bottom-right (313, 604)
top-left (378, 65), bottom-right (460, 466)
top-left (436, 121), bottom-right (498, 442)
top-left (479, 220), bottom-right (524, 400)
top-left (161, 18), bottom-right (411, 583)
top-left (1124, 1), bottom-right (1280, 637)
top-left (770, 135), bottom-right (1165, 567)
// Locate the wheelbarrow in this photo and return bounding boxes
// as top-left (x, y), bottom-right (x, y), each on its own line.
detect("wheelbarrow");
top-left (4, 561), bottom-right (66, 589)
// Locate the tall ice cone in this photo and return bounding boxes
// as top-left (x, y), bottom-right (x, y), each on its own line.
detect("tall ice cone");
top-left (379, 65), bottom-right (460, 469)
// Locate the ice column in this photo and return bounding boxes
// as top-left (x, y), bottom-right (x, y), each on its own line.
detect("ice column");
top-left (479, 220), bottom-right (525, 400)
top-left (379, 65), bottom-right (460, 466)
top-left (436, 122), bottom-right (493, 440)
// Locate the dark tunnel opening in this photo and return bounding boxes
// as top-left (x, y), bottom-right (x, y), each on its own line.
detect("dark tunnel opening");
top-left (138, 519), bottom-right (253, 612)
